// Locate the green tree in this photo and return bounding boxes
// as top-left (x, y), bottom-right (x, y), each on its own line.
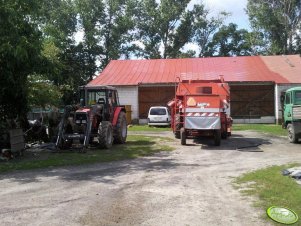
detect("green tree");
top-left (178, 50), bottom-right (197, 58)
top-left (27, 74), bottom-right (62, 109)
top-left (0, 0), bottom-right (43, 125)
top-left (206, 23), bottom-right (253, 56)
top-left (39, 0), bottom-right (93, 104)
top-left (76, 0), bottom-right (103, 81)
top-left (136, 0), bottom-right (193, 59)
top-left (40, 0), bottom-right (77, 50)
top-left (192, 5), bottom-right (229, 57)
top-left (247, 0), bottom-right (301, 54)
top-left (38, 0), bottom-right (137, 104)
top-left (100, 0), bottom-right (137, 68)
top-left (76, 0), bottom-right (136, 70)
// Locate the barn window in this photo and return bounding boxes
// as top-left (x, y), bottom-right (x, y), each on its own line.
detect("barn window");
top-left (196, 87), bottom-right (212, 94)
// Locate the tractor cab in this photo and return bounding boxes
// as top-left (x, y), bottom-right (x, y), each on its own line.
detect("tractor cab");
top-left (79, 86), bottom-right (119, 107)
top-left (78, 86), bottom-right (120, 122)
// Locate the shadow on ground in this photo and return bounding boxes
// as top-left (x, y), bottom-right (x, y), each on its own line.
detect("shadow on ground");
top-left (190, 134), bottom-right (271, 151)
top-left (0, 153), bottom-right (198, 185)
top-left (0, 133), bottom-right (275, 184)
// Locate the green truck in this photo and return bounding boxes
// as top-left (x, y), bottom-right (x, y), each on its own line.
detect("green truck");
top-left (281, 87), bottom-right (301, 143)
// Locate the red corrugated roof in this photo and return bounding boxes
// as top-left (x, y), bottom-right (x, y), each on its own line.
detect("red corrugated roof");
top-left (88, 55), bottom-right (301, 86)
top-left (260, 55), bottom-right (301, 84)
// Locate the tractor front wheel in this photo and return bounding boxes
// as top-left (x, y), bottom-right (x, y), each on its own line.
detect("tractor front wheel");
top-left (287, 124), bottom-right (298, 143)
top-left (114, 111), bottom-right (127, 144)
top-left (98, 121), bottom-right (113, 149)
top-left (56, 135), bottom-right (72, 150)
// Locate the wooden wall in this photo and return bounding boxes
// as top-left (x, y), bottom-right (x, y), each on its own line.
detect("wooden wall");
top-left (138, 84), bottom-right (275, 121)
top-left (139, 86), bottom-right (175, 118)
top-left (230, 84), bottom-right (275, 119)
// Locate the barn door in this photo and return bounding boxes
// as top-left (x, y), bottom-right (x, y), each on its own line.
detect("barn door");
top-left (139, 86), bottom-right (175, 118)
top-left (230, 84), bottom-right (274, 119)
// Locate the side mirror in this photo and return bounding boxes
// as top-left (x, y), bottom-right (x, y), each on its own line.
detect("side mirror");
top-left (280, 94), bottom-right (285, 103)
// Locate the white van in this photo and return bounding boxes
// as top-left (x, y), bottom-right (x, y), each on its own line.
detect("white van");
top-left (147, 106), bottom-right (171, 126)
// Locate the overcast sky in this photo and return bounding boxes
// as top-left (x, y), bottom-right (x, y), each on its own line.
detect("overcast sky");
top-left (191, 0), bottom-right (250, 30)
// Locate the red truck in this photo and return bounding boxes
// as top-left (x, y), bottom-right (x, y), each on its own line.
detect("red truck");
top-left (168, 76), bottom-right (232, 146)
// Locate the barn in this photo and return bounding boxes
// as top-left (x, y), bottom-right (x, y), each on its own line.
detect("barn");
top-left (87, 55), bottom-right (301, 124)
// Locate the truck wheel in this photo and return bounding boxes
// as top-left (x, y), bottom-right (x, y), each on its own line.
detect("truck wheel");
top-left (98, 121), bottom-right (113, 149)
top-left (221, 131), bottom-right (227, 139)
top-left (180, 128), bottom-right (186, 145)
top-left (214, 129), bottom-right (221, 146)
top-left (175, 114), bottom-right (182, 139)
top-left (287, 124), bottom-right (298, 143)
top-left (114, 111), bottom-right (127, 144)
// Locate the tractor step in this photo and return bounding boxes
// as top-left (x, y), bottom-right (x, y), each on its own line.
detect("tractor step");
top-left (66, 134), bottom-right (85, 139)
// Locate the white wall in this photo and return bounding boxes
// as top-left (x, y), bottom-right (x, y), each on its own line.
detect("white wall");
top-left (233, 117), bottom-right (275, 124)
top-left (275, 84), bottom-right (301, 123)
top-left (116, 86), bottom-right (139, 121)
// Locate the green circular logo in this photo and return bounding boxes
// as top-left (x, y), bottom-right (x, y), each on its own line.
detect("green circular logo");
top-left (267, 206), bottom-right (298, 224)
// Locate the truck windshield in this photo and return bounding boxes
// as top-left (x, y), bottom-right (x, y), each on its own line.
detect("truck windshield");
top-left (87, 90), bottom-right (106, 105)
top-left (294, 91), bottom-right (301, 105)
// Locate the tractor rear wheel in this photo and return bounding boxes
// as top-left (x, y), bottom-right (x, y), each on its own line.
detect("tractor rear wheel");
top-left (287, 124), bottom-right (298, 143)
top-left (214, 129), bottom-right (221, 146)
top-left (114, 111), bottom-right (127, 144)
top-left (98, 121), bottom-right (113, 149)
top-left (180, 128), bottom-right (186, 145)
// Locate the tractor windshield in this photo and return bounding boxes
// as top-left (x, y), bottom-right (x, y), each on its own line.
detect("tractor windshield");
top-left (87, 90), bottom-right (106, 105)
top-left (294, 91), bottom-right (301, 105)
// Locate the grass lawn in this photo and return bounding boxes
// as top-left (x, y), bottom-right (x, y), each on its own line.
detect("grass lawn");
top-left (128, 125), bottom-right (171, 132)
top-left (235, 163), bottom-right (301, 225)
top-left (232, 124), bottom-right (287, 137)
top-left (128, 123), bottom-right (288, 137)
top-left (129, 124), bottom-right (288, 137)
top-left (0, 135), bottom-right (174, 174)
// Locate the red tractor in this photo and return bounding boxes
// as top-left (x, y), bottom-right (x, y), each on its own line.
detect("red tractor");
top-left (55, 86), bottom-right (127, 152)
top-left (168, 76), bottom-right (232, 146)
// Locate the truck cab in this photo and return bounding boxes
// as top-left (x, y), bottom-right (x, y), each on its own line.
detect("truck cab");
top-left (282, 87), bottom-right (301, 143)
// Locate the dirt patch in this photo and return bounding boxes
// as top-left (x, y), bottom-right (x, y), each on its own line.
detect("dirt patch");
top-left (0, 131), bottom-right (300, 225)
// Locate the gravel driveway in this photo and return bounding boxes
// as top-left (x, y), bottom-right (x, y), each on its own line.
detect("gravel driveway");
top-left (0, 131), bottom-right (300, 226)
